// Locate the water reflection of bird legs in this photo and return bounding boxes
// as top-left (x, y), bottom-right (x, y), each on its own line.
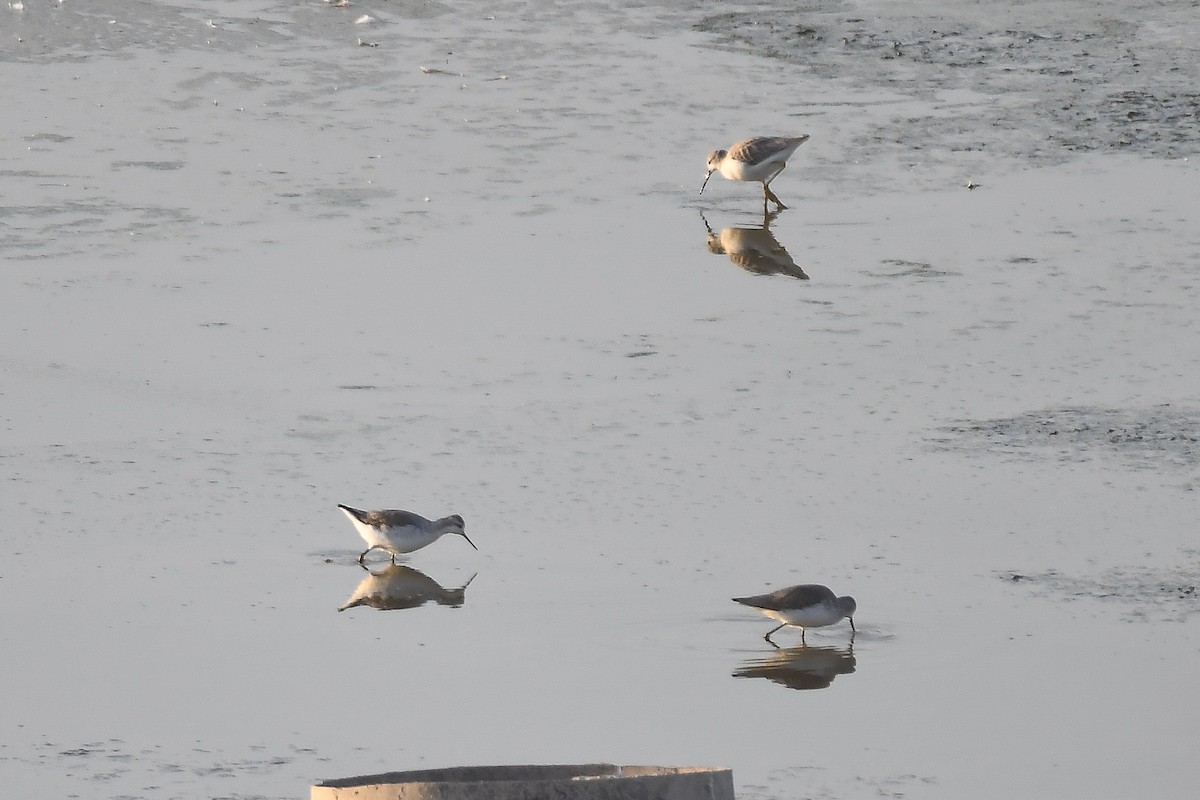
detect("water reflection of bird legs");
top-left (701, 208), bottom-right (781, 237)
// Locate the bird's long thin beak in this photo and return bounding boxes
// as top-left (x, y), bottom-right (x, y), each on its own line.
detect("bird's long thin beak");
top-left (700, 170), bottom-right (714, 195)
top-left (460, 531), bottom-right (479, 551)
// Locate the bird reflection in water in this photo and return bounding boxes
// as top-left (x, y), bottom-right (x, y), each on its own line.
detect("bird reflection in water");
top-left (733, 643), bottom-right (856, 691)
top-left (338, 564), bottom-right (476, 612)
top-left (702, 210), bottom-right (809, 280)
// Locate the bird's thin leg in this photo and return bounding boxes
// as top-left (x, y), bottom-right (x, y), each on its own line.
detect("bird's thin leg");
top-left (390, 552), bottom-right (398, 565)
top-left (764, 183), bottom-right (787, 210)
top-left (763, 163), bottom-right (789, 210)
top-left (357, 547), bottom-right (373, 565)
top-left (764, 623), bottom-right (786, 644)
top-left (849, 617), bottom-right (857, 633)
top-left (800, 628), bottom-right (807, 645)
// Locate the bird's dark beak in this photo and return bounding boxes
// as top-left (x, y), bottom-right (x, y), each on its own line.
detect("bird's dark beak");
top-left (460, 531), bottom-right (479, 551)
top-left (700, 170), bottom-right (714, 194)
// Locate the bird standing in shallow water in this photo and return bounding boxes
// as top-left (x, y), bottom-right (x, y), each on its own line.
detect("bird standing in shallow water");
top-left (733, 583), bottom-right (856, 644)
top-left (337, 504), bottom-right (477, 564)
top-left (701, 135), bottom-right (810, 211)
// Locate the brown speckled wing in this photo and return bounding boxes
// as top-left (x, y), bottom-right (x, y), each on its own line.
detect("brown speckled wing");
top-left (727, 137), bottom-right (800, 166)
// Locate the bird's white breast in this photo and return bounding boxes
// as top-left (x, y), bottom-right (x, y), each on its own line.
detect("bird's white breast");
top-left (774, 604), bottom-right (846, 628)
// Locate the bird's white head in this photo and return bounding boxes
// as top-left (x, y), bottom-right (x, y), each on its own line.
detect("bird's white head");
top-left (700, 149), bottom-right (726, 194)
top-left (441, 514), bottom-right (477, 550)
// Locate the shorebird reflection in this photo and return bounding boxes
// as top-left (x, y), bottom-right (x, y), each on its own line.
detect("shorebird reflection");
top-left (733, 643), bottom-right (856, 691)
top-left (702, 210), bottom-right (808, 280)
top-left (338, 564), bottom-right (475, 612)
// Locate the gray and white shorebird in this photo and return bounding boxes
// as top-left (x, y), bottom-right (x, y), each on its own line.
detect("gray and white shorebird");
top-left (337, 504), bottom-right (477, 564)
top-left (733, 583), bottom-right (856, 644)
top-left (700, 135), bottom-right (810, 210)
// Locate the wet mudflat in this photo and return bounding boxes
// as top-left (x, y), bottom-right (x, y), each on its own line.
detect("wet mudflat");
top-left (2, 1), bottom-right (1197, 798)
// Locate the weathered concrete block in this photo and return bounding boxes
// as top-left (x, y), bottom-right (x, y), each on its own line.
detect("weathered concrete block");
top-left (312, 764), bottom-right (735, 800)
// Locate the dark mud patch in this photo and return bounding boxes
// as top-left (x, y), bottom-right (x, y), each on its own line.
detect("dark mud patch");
top-left (694, 1), bottom-right (1200, 164)
top-left (1001, 558), bottom-right (1200, 622)
top-left (933, 405), bottom-right (1200, 477)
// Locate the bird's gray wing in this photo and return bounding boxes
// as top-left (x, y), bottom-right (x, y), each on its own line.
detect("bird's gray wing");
top-left (369, 509), bottom-right (426, 527)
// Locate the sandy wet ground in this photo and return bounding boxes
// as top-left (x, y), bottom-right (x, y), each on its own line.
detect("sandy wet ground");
top-left (2, 1), bottom-right (1198, 798)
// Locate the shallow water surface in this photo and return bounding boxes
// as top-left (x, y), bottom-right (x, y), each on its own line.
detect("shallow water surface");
top-left (2, 1), bottom-right (1198, 799)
